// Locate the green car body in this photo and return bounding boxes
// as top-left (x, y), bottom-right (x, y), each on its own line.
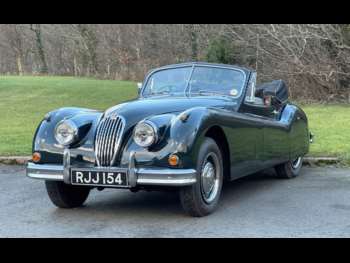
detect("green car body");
top-left (26, 62), bottom-right (310, 216)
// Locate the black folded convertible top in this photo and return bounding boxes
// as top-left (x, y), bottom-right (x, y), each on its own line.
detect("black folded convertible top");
top-left (256, 79), bottom-right (288, 104)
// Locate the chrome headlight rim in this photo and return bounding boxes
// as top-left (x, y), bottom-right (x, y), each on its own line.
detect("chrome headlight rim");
top-left (54, 119), bottom-right (79, 146)
top-left (133, 120), bottom-right (158, 147)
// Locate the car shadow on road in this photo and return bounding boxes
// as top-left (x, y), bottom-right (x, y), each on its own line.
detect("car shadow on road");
top-left (220, 168), bottom-right (283, 205)
top-left (50, 168), bottom-right (283, 219)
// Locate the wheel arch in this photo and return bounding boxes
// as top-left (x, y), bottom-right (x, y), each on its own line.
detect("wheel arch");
top-left (204, 125), bottom-right (231, 181)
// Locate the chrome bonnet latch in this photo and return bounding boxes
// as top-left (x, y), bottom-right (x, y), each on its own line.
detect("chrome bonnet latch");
top-left (128, 151), bottom-right (137, 188)
top-left (63, 148), bottom-right (71, 184)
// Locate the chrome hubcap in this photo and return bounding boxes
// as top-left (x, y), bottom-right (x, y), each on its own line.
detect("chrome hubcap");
top-left (292, 157), bottom-right (302, 169)
top-left (200, 153), bottom-right (220, 204)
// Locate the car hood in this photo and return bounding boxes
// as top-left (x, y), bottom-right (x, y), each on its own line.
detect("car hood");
top-left (104, 95), bottom-right (236, 126)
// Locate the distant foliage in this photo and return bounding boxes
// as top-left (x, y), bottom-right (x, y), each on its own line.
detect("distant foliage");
top-left (0, 24), bottom-right (349, 102)
top-left (206, 37), bottom-right (236, 64)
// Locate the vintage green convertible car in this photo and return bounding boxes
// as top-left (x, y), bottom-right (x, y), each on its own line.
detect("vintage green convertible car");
top-left (26, 62), bottom-right (311, 217)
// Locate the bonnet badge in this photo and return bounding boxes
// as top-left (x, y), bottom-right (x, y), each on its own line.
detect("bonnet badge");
top-left (110, 113), bottom-right (118, 120)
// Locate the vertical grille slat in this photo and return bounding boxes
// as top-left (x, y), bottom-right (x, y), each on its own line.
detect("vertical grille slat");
top-left (112, 120), bottom-right (123, 162)
top-left (94, 115), bottom-right (125, 167)
top-left (102, 118), bottom-right (113, 165)
top-left (105, 118), bottom-right (119, 165)
top-left (94, 121), bottom-right (103, 166)
top-left (98, 118), bottom-right (110, 165)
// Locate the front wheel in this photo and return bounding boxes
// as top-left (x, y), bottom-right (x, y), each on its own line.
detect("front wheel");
top-left (275, 156), bottom-right (303, 179)
top-left (179, 138), bottom-right (223, 217)
top-left (45, 181), bottom-right (90, 208)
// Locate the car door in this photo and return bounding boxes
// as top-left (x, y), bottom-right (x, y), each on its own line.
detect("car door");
top-left (240, 73), bottom-right (290, 169)
top-left (241, 102), bottom-right (290, 167)
top-left (225, 72), bottom-right (265, 178)
top-left (219, 109), bottom-right (264, 180)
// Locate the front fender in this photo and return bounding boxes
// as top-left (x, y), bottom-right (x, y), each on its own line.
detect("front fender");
top-left (120, 107), bottom-right (218, 169)
top-left (33, 107), bottom-right (102, 164)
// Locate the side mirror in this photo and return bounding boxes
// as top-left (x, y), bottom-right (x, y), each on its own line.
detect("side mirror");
top-left (137, 82), bottom-right (142, 95)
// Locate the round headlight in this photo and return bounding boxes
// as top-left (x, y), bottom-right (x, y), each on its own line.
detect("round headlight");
top-left (54, 120), bottom-right (78, 146)
top-left (133, 121), bottom-right (158, 147)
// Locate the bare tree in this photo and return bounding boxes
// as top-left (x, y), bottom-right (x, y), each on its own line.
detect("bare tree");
top-left (0, 24), bottom-right (349, 101)
top-left (29, 24), bottom-right (48, 74)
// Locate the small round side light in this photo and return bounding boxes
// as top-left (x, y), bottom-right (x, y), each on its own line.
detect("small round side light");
top-left (168, 154), bottom-right (179, 166)
top-left (32, 152), bottom-right (41, 163)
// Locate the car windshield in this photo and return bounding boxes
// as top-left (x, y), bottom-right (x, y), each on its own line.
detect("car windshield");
top-left (142, 66), bottom-right (246, 98)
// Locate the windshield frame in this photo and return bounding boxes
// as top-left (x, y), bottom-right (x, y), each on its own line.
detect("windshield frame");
top-left (140, 64), bottom-right (247, 99)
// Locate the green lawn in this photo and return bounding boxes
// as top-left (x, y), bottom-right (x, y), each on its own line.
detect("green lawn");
top-left (302, 104), bottom-right (350, 162)
top-left (0, 76), bottom-right (349, 164)
top-left (0, 76), bottom-right (137, 156)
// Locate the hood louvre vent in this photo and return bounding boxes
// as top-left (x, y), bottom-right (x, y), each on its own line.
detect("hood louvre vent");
top-left (94, 115), bottom-right (125, 167)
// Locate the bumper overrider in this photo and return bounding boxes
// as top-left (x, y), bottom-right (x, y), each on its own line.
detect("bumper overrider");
top-left (26, 150), bottom-right (197, 187)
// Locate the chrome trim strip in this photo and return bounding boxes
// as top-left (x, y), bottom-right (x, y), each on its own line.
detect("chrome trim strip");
top-left (128, 151), bottom-right (137, 187)
top-left (100, 117), bottom-right (109, 165)
top-left (95, 115), bottom-right (126, 167)
top-left (106, 118), bottom-right (118, 166)
top-left (137, 168), bottom-right (197, 176)
top-left (101, 117), bottom-right (111, 165)
top-left (94, 116), bottom-right (103, 167)
top-left (141, 63), bottom-right (247, 99)
top-left (26, 162), bottom-right (197, 186)
top-left (136, 178), bottom-right (196, 186)
top-left (28, 174), bottom-right (64, 181)
top-left (136, 168), bottom-right (197, 186)
top-left (63, 148), bottom-right (71, 184)
top-left (102, 117), bottom-right (113, 165)
top-left (26, 163), bottom-right (64, 181)
top-left (111, 117), bottom-right (125, 165)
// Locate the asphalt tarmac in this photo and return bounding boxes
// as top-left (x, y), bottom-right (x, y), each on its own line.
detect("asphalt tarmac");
top-left (1, 165), bottom-right (350, 237)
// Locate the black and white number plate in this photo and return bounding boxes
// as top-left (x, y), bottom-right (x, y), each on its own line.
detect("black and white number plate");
top-left (71, 168), bottom-right (129, 188)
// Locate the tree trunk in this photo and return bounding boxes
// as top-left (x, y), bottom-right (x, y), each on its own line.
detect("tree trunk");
top-left (16, 55), bottom-right (23, 76)
top-left (76, 24), bottom-right (98, 76)
top-left (73, 56), bottom-right (78, 76)
top-left (107, 64), bottom-right (110, 77)
top-left (255, 34), bottom-right (259, 72)
top-left (189, 24), bottom-right (198, 61)
top-left (30, 24), bottom-right (48, 74)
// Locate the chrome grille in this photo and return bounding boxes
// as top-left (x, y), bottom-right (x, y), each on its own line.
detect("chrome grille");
top-left (95, 115), bottom-right (125, 167)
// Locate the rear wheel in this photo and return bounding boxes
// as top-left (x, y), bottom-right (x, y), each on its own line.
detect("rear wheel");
top-left (275, 156), bottom-right (303, 179)
top-left (45, 181), bottom-right (90, 208)
top-left (179, 138), bottom-right (223, 217)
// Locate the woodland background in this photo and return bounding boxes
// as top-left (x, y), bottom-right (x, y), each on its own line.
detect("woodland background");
top-left (1, 24), bottom-right (350, 102)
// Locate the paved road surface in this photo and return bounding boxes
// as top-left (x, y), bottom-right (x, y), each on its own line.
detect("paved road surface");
top-left (1, 164), bottom-right (350, 237)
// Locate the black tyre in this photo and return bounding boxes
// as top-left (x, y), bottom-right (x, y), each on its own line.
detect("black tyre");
top-left (179, 138), bottom-right (224, 217)
top-left (45, 181), bottom-right (90, 208)
top-left (275, 157), bottom-right (303, 179)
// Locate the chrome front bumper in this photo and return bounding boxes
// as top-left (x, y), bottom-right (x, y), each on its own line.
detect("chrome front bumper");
top-left (26, 151), bottom-right (197, 187)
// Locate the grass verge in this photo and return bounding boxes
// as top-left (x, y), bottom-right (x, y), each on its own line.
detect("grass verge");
top-left (0, 76), bottom-right (349, 164)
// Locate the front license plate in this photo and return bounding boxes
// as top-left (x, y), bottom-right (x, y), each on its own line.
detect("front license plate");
top-left (71, 168), bottom-right (129, 188)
